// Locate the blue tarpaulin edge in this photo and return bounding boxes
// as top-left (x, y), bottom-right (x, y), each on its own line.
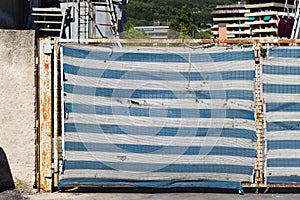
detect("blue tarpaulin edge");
top-left (58, 179), bottom-right (244, 192)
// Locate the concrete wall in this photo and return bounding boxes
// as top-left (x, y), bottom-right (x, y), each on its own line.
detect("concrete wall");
top-left (0, 30), bottom-right (35, 191)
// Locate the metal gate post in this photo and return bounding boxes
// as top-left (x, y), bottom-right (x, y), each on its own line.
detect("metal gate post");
top-left (53, 40), bottom-right (60, 188)
top-left (254, 42), bottom-right (265, 191)
top-left (37, 38), bottom-right (53, 192)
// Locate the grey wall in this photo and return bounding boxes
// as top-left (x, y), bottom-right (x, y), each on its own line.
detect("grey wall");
top-left (0, 30), bottom-right (36, 191)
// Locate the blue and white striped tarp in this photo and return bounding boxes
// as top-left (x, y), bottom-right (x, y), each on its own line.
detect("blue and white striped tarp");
top-left (263, 47), bottom-right (300, 184)
top-left (59, 45), bottom-right (256, 190)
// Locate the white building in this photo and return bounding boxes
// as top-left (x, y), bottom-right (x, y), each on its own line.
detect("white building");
top-left (212, 0), bottom-right (298, 39)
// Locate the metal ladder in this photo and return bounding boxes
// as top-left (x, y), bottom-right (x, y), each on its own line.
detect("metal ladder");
top-left (77, 1), bottom-right (91, 40)
top-left (93, 0), bottom-right (118, 38)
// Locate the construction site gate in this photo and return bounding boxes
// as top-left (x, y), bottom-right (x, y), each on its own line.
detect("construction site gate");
top-left (36, 38), bottom-right (300, 192)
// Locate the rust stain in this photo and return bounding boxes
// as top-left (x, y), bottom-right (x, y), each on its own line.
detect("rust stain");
top-left (37, 38), bottom-right (53, 192)
top-left (57, 38), bottom-right (300, 46)
top-left (41, 92), bottom-right (51, 124)
top-left (44, 61), bottom-right (50, 70)
top-left (53, 41), bottom-right (60, 188)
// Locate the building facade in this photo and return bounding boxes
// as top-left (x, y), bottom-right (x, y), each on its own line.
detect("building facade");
top-left (212, 0), bottom-right (297, 39)
top-left (134, 26), bottom-right (169, 39)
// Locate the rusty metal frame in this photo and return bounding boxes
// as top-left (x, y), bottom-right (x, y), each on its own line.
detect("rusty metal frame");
top-left (53, 39), bottom-right (60, 188)
top-left (253, 43), bottom-right (265, 192)
top-left (37, 37), bottom-right (300, 192)
top-left (37, 38), bottom-right (53, 192)
top-left (57, 38), bottom-right (300, 45)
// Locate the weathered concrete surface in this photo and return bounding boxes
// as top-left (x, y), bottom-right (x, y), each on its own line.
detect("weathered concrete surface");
top-left (0, 190), bottom-right (24, 200)
top-left (0, 30), bottom-right (35, 191)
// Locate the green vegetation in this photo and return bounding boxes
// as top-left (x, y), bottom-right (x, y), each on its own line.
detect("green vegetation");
top-left (169, 6), bottom-right (196, 38)
top-left (125, 0), bottom-right (235, 38)
top-left (123, 21), bottom-right (150, 39)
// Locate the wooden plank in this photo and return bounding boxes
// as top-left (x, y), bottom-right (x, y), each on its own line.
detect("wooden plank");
top-left (39, 28), bottom-right (61, 32)
top-left (34, 21), bottom-right (62, 24)
top-left (33, 7), bottom-right (62, 12)
top-left (32, 13), bottom-right (63, 17)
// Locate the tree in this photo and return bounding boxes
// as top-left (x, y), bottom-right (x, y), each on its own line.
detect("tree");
top-left (169, 6), bottom-right (196, 38)
top-left (123, 21), bottom-right (150, 39)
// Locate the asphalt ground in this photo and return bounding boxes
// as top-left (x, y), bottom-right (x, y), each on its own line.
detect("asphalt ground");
top-left (2, 188), bottom-right (300, 200)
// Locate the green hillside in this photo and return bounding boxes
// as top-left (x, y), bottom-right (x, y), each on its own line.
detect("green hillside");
top-left (125, 0), bottom-right (236, 27)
